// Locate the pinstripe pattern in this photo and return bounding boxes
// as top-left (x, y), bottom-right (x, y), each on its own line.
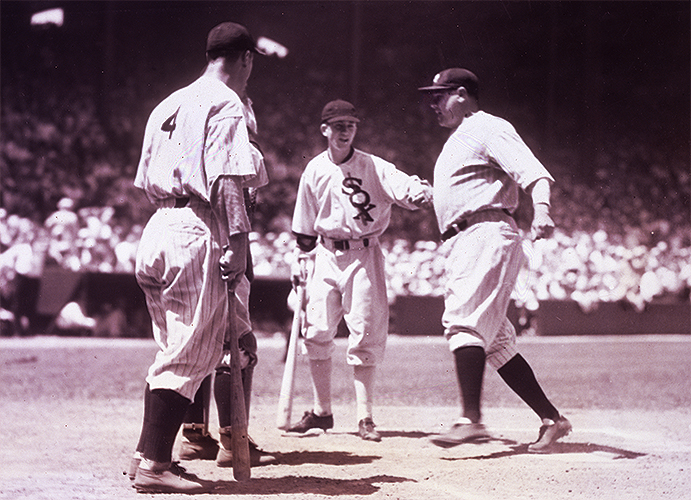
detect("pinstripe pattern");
top-left (434, 110), bottom-right (549, 371)
top-left (133, 73), bottom-right (264, 404)
top-left (441, 202), bottom-right (524, 369)
top-left (433, 110), bottom-right (554, 234)
top-left (135, 200), bottom-right (226, 401)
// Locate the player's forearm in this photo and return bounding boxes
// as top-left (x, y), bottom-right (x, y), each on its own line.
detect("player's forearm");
top-left (210, 175), bottom-right (252, 244)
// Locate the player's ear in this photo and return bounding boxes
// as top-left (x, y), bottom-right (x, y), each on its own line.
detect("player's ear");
top-left (320, 123), bottom-right (329, 136)
top-left (242, 50), bottom-right (253, 67)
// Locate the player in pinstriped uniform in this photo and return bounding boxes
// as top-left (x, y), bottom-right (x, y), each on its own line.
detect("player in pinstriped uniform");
top-left (128, 22), bottom-right (265, 494)
top-left (288, 100), bottom-right (433, 441)
top-left (419, 69), bottom-right (571, 452)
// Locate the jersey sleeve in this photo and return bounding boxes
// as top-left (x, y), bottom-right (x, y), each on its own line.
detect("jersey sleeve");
top-left (205, 100), bottom-right (258, 188)
top-left (374, 157), bottom-right (433, 210)
top-left (484, 120), bottom-right (554, 190)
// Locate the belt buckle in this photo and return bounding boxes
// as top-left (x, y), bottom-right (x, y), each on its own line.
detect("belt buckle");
top-left (174, 197), bottom-right (189, 208)
top-left (443, 220), bottom-right (468, 241)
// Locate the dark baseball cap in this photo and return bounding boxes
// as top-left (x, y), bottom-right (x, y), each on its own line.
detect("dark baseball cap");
top-left (321, 100), bottom-right (360, 124)
top-left (206, 22), bottom-right (260, 54)
top-left (418, 68), bottom-right (479, 96)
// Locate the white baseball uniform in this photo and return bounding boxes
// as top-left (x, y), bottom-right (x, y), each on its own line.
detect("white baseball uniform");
top-left (134, 75), bottom-right (265, 401)
top-left (292, 148), bottom-right (431, 365)
top-left (433, 110), bottom-right (554, 368)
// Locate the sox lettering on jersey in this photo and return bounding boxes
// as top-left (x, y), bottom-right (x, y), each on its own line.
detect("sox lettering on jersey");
top-left (342, 173), bottom-right (375, 224)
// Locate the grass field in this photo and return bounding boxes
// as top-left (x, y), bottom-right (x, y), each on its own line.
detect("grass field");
top-left (1, 333), bottom-right (690, 499)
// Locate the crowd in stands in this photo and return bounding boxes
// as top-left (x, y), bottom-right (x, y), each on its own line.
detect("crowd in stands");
top-left (1, 46), bottom-right (689, 333)
top-left (3, 185), bottom-right (689, 322)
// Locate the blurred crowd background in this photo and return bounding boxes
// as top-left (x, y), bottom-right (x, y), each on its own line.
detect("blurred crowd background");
top-left (1, 1), bottom-right (689, 335)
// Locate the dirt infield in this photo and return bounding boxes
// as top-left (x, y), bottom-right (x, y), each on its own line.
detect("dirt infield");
top-left (1, 334), bottom-right (690, 499)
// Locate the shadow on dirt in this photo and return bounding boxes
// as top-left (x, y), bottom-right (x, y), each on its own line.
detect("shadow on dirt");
top-left (366, 430), bottom-right (431, 439)
top-left (442, 442), bottom-right (647, 461)
top-left (273, 450), bottom-right (381, 466)
top-left (207, 474), bottom-right (414, 495)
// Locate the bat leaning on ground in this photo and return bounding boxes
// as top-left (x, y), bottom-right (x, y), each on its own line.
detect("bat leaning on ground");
top-left (226, 289), bottom-right (251, 481)
top-left (276, 255), bottom-right (308, 430)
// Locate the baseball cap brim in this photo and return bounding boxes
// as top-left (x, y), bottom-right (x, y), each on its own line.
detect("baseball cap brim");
top-left (323, 115), bottom-right (360, 124)
top-left (417, 84), bottom-right (456, 92)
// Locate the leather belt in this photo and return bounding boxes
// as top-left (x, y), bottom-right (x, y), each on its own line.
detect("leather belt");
top-left (174, 197), bottom-right (190, 208)
top-left (441, 209), bottom-right (512, 242)
top-left (321, 236), bottom-right (372, 251)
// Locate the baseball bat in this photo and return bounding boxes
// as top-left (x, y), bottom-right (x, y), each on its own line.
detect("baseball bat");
top-left (276, 257), bottom-right (307, 430)
top-left (226, 290), bottom-right (251, 481)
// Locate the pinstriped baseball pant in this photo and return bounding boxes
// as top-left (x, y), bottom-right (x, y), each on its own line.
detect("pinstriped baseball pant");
top-left (441, 211), bottom-right (523, 370)
top-left (135, 202), bottom-right (226, 401)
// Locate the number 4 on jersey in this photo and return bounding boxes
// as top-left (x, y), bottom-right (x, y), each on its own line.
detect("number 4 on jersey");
top-left (161, 108), bottom-right (180, 139)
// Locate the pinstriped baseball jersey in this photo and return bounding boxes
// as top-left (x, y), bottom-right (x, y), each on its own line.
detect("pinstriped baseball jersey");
top-left (433, 110), bottom-right (553, 364)
top-left (433, 110), bottom-right (554, 234)
top-left (135, 76), bottom-right (256, 204)
top-left (134, 76), bottom-right (262, 401)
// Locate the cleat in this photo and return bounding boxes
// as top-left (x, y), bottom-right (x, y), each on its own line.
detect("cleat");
top-left (528, 416), bottom-right (572, 453)
top-left (217, 432), bottom-right (277, 467)
top-left (216, 442), bottom-right (277, 467)
top-left (358, 418), bottom-right (381, 442)
top-left (177, 431), bottom-right (220, 461)
top-left (133, 463), bottom-right (211, 494)
top-left (429, 422), bottom-right (490, 448)
top-left (286, 410), bottom-right (334, 434)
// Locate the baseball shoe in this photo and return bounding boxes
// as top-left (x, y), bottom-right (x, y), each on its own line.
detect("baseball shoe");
top-left (177, 431), bottom-right (220, 461)
top-left (216, 440), bottom-right (277, 467)
top-left (528, 416), bottom-right (572, 453)
top-left (126, 454), bottom-right (141, 481)
top-left (286, 410), bottom-right (334, 433)
top-left (133, 463), bottom-right (212, 494)
top-left (429, 422), bottom-right (491, 448)
top-left (358, 418), bottom-right (381, 442)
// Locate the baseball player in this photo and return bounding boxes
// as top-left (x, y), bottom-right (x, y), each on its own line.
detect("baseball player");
top-left (418, 69), bottom-right (571, 451)
top-left (176, 95), bottom-right (275, 468)
top-left (288, 100), bottom-right (433, 441)
top-left (128, 22), bottom-right (265, 493)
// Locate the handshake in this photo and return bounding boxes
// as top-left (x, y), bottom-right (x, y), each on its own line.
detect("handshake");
top-left (409, 178), bottom-right (434, 209)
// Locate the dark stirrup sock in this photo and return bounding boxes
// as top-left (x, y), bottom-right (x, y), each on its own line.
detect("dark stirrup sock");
top-left (134, 385), bottom-right (153, 454)
top-left (183, 375), bottom-right (212, 426)
top-left (214, 369), bottom-right (233, 429)
top-left (497, 354), bottom-right (560, 421)
top-left (140, 387), bottom-right (191, 464)
top-left (215, 364), bottom-right (253, 429)
top-left (453, 346), bottom-right (486, 423)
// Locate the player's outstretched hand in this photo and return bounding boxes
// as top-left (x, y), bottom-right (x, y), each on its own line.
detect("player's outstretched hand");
top-left (410, 179), bottom-right (434, 209)
top-left (531, 204), bottom-right (555, 241)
